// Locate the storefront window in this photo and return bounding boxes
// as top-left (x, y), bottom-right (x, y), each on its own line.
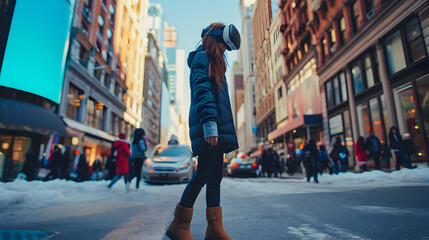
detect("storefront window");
top-left (329, 114), bottom-right (343, 136)
top-left (385, 30), bottom-right (406, 75)
top-left (405, 18), bottom-right (426, 63)
top-left (369, 98), bottom-right (384, 141)
top-left (357, 103), bottom-right (371, 138)
top-left (0, 136), bottom-right (31, 181)
top-left (416, 76), bottom-right (429, 140)
top-left (380, 95), bottom-right (390, 141)
top-left (394, 82), bottom-right (428, 159)
top-left (394, 84), bottom-right (416, 134)
top-left (343, 110), bottom-right (355, 166)
top-left (352, 63), bottom-right (363, 95)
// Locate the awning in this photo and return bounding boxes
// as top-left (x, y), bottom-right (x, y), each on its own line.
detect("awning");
top-left (268, 114), bottom-right (322, 141)
top-left (62, 117), bottom-right (117, 142)
top-left (0, 98), bottom-right (66, 135)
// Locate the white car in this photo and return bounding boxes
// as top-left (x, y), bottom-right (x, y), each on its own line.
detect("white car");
top-left (142, 144), bottom-right (196, 183)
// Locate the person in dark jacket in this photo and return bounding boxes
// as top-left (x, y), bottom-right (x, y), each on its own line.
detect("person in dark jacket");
top-left (129, 128), bottom-right (147, 189)
top-left (318, 144), bottom-right (331, 175)
top-left (402, 133), bottom-right (417, 169)
top-left (301, 139), bottom-right (320, 183)
top-left (61, 145), bottom-right (72, 179)
top-left (49, 145), bottom-right (63, 179)
top-left (261, 149), bottom-right (273, 177)
top-left (389, 126), bottom-right (410, 170)
top-left (107, 133), bottom-right (131, 191)
top-left (381, 143), bottom-right (392, 170)
top-left (270, 148), bottom-right (282, 178)
top-left (21, 150), bottom-right (38, 180)
top-left (77, 151), bottom-right (89, 182)
top-left (366, 131), bottom-right (382, 170)
top-left (166, 23), bottom-right (240, 240)
top-left (329, 137), bottom-right (348, 173)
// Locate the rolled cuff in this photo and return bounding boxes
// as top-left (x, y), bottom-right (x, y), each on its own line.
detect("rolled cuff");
top-left (203, 121), bottom-right (218, 138)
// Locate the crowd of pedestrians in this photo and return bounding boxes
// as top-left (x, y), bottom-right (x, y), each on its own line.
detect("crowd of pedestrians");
top-left (18, 128), bottom-right (148, 192)
top-left (255, 126), bottom-right (419, 184)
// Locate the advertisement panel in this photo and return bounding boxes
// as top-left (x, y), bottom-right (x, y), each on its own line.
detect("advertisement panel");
top-left (0, 0), bottom-right (75, 103)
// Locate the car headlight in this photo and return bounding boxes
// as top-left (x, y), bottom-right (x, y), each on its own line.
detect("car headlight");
top-left (178, 163), bottom-right (189, 171)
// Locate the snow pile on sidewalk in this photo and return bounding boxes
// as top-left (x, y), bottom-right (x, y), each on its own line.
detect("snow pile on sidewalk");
top-left (0, 178), bottom-right (184, 211)
top-left (319, 165), bottom-right (429, 185)
top-left (227, 165), bottom-right (429, 196)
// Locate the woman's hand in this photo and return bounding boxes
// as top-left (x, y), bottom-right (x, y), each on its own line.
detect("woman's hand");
top-left (205, 136), bottom-right (218, 146)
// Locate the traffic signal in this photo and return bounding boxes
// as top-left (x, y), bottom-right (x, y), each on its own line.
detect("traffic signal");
top-left (73, 95), bottom-right (85, 107)
top-left (95, 101), bottom-right (104, 110)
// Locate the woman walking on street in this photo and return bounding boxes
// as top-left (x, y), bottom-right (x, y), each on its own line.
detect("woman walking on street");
top-left (389, 126), bottom-right (411, 170)
top-left (301, 139), bottom-right (320, 183)
top-left (130, 128), bottom-right (147, 189)
top-left (355, 136), bottom-right (368, 172)
top-left (107, 133), bottom-right (131, 191)
top-left (166, 22), bottom-right (240, 240)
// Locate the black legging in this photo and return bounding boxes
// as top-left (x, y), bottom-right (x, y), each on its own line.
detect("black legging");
top-left (131, 158), bottom-right (144, 188)
top-left (179, 150), bottom-right (223, 208)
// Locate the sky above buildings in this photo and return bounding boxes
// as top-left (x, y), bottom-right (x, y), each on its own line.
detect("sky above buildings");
top-left (150, 0), bottom-right (242, 85)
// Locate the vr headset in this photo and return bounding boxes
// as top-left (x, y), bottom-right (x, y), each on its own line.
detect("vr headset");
top-left (201, 24), bottom-right (241, 51)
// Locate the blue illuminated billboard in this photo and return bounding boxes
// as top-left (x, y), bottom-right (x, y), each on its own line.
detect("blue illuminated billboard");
top-left (0, 0), bottom-right (75, 104)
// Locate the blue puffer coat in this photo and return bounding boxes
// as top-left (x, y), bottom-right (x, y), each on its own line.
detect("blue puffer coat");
top-left (188, 45), bottom-right (239, 156)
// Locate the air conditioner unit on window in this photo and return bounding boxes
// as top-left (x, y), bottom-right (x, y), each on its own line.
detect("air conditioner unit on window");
top-left (366, 8), bottom-right (375, 20)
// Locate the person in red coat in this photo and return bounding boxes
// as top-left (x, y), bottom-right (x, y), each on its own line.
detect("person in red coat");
top-left (107, 133), bottom-right (131, 191)
top-left (355, 136), bottom-right (368, 172)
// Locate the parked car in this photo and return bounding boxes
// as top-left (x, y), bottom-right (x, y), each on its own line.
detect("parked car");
top-left (227, 153), bottom-right (258, 177)
top-left (142, 144), bottom-right (196, 183)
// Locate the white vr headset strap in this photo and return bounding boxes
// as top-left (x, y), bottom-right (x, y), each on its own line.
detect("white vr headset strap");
top-left (223, 25), bottom-right (237, 50)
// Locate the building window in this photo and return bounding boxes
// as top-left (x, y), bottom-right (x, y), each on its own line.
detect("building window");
top-left (148, 89), bottom-right (153, 97)
top-left (357, 103), bottom-right (371, 138)
top-left (363, 54), bottom-right (375, 88)
top-left (339, 16), bottom-right (346, 45)
top-left (278, 86), bottom-right (283, 99)
top-left (104, 74), bottom-right (111, 89)
top-left (365, 0), bottom-right (375, 14)
top-left (66, 84), bottom-right (83, 120)
top-left (333, 76), bottom-right (340, 105)
top-left (86, 98), bottom-right (96, 127)
top-left (321, 37), bottom-right (326, 63)
top-left (404, 18), bottom-right (426, 63)
top-left (351, 62), bottom-right (363, 95)
top-left (351, 1), bottom-right (361, 33)
top-left (79, 45), bottom-right (89, 67)
top-left (94, 63), bottom-right (102, 80)
top-left (110, 113), bottom-right (117, 135)
top-left (326, 81), bottom-right (334, 109)
top-left (329, 27), bottom-right (336, 54)
top-left (339, 72), bottom-right (348, 102)
top-left (325, 71), bottom-right (348, 109)
top-left (148, 99), bottom-right (153, 107)
top-left (385, 30), bottom-right (406, 75)
top-left (115, 82), bottom-right (120, 95)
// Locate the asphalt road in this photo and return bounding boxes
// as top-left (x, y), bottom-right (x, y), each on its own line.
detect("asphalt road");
top-left (1, 177), bottom-right (429, 240)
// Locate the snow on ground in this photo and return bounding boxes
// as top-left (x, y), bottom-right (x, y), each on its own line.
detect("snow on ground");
top-left (1, 165), bottom-right (428, 211)
top-left (225, 165), bottom-right (429, 197)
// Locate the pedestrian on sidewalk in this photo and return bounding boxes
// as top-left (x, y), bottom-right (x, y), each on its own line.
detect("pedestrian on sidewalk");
top-left (129, 128), bottom-right (147, 190)
top-left (389, 126), bottom-right (411, 170)
top-left (355, 136), bottom-right (368, 172)
top-left (301, 139), bottom-right (320, 183)
top-left (107, 133), bottom-right (131, 191)
top-left (402, 133), bottom-right (417, 169)
top-left (381, 143), bottom-right (392, 170)
top-left (166, 22), bottom-right (240, 240)
top-left (366, 131), bottom-right (382, 170)
top-left (270, 148), bottom-right (282, 178)
top-left (318, 144), bottom-right (331, 175)
top-left (61, 145), bottom-right (72, 179)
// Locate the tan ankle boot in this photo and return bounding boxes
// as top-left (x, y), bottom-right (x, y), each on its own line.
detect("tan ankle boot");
top-left (205, 206), bottom-right (234, 240)
top-left (166, 204), bottom-right (195, 240)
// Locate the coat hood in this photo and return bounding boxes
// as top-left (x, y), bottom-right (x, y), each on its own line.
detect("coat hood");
top-left (187, 45), bottom-right (205, 68)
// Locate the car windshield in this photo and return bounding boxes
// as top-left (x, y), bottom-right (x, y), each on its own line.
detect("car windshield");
top-left (153, 146), bottom-right (190, 157)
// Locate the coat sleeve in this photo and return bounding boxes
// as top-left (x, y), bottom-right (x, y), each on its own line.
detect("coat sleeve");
top-left (138, 139), bottom-right (146, 152)
top-left (191, 54), bottom-right (218, 138)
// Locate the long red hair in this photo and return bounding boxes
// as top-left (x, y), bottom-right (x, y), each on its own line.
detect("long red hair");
top-left (202, 23), bottom-right (227, 88)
